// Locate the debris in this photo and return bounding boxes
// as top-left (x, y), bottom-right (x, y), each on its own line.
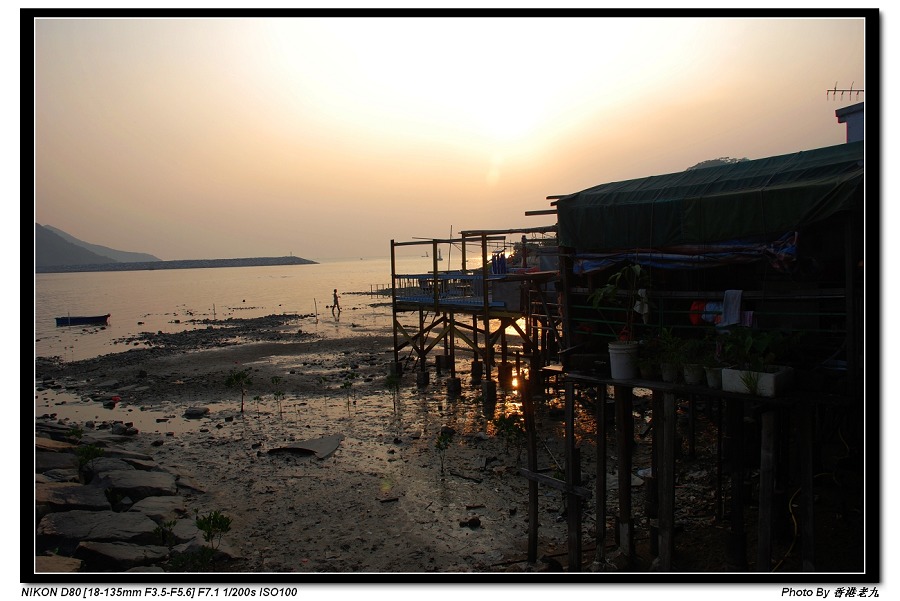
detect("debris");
top-left (267, 434), bottom-right (344, 459)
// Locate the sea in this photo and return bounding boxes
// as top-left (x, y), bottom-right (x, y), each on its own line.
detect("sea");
top-left (33, 256), bottom-right (431, 363)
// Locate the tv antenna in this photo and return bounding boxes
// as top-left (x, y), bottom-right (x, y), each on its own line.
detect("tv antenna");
top-left (827, 81), bottom-right (864, 101)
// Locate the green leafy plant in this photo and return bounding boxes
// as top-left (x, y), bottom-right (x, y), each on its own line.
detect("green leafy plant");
top-left (154, 519), bottom-right (178, 550)
top-left (739, 369), bottom-right (761, 396)
top-left (492, 413), bottom-right (525, 460)
top-left (678, 337), bottom-right (707, 365)
top-left (225, 368), bottom-right (253, 413)
top-left (722, 328), bottom-right (787, 371)
top-left (435, 431), bottom-right (452, 475)
top-left (75, 444), bottom-right (104, 471)
top-left (196, 509), bottom-right (232, 550)
top-left (588, 263), bottom-right (651, 341)
top-left (271, 376), bottom-right (285, 419)
top-left (66, 426), bottom-right (84, 441)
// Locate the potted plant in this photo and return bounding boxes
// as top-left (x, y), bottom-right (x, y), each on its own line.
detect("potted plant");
top-left (720, 328), bottom-right (793, 397)
top-left (637, 335), bottom-right (662, 379)
top-left (698, 331), bottom-right (726, 389)
top-left (588, 263), bottom-right (650, 380)
top-left (657, 327), bottom-right (682, 383)
top-left (678, 337), bottom-right (707, 385)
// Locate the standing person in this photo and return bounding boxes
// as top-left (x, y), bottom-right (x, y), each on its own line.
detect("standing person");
top-left (332, 289), bottom-right (341, 316)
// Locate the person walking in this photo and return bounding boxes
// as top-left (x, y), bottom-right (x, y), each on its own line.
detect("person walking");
top-left (332, 288), bottom-right (341, 316)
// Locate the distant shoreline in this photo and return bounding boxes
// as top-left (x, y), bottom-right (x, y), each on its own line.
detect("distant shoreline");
top-left (34, 255), bottom-right (317, 274)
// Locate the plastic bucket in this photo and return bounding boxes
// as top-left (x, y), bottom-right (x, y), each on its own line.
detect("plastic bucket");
top-left (608, 341), bottom-right (639, 380)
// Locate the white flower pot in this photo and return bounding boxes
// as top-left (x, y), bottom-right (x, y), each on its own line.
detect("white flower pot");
top-left (608, 341), bottom-right (639, 380)
top-left (721, 365), bottom-right (794, 397)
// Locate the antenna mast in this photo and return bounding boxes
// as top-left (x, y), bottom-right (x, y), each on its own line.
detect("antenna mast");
top-left (827, 81), bottom-right (864, 101)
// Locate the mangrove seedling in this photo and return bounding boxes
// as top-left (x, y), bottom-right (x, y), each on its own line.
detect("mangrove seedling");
top-left (75, 444), bottom-right (104, 472)
top-left (435, 431), bottom-right (452, 475)
top-left (225, 368), bottom-right (253, 413)
top-left (492, 413), bottom-right (525, 459)
top-left (195, 509), bottom-right (232, 550)
top-left (271, 376), bottom-right (285, 419)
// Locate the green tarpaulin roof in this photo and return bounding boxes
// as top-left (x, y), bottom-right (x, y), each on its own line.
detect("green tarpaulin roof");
top-left (557, 141), bottom-right (864, 252)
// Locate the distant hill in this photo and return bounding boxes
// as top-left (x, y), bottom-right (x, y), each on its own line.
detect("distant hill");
top-left (42, 224), bottom-right (161, 263)
top-left (34, 224), bottom-right (118, 268)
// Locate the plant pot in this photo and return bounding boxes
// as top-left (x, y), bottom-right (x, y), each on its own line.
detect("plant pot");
top-left (638, 361), bottom-right (659, 380)
top-left (704, 366), bottom-right (723, 390)
top-left (683, 363), bottom-right (705, 385)
top-left (721, 365), bottom-right (794, 397)
top-left (660, 362), bottom-right (679, 383)
top-left (608, 341), bottom-right (639, 380)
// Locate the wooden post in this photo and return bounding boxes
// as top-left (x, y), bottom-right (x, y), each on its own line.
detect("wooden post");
top-left (726, 399), bottom-right (747, 570)
top-left (565, 381), bottom-right (582, 571)
top-left (614, 385), bottom-right (634, 563)
top-left (595, 384), bottom-right (607, 564)
top-left (648, 389), bottom-right (662, 557)
top-left (524, 375), bottom-right (539, 563)
top-left (757, 408), bottom-right (776, 571)
top-left (800, 402), bottom-right (816, 571)
top-left (659, 391), bottom-right (676, 570)
top-left (390, 240), bottom-right (400, 370)
top-left (481, 234), bottom-right (492, 382)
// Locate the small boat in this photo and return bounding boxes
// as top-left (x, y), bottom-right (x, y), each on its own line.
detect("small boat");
top-left (55, 314), bottom-right (110, 327)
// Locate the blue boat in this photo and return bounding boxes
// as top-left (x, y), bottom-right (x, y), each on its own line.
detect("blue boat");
top-left (55, 314), bottom-right (110, 327)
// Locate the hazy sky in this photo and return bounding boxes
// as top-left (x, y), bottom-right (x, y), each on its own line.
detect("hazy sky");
top-left (33, 15), bottom-right (867, 261)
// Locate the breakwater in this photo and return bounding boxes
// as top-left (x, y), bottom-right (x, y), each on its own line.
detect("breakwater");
top-left (35, 256), bottom-right (317, 274)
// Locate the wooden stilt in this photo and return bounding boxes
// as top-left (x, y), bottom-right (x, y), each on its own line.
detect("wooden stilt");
top-left (614, 385), bottom-right (634, 564)
top-left (524, 377), bottom-right (539, 563)
top-left (595, 384), bottom-right (607, 564)
top-left (757, 408), bottom-right (776, 571)
top-left (565, 381), bottom-right (582, 571)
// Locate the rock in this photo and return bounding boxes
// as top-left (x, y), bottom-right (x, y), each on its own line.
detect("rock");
top-left (183, 407), bottom-right (210, 419)
top-left (92, 470), bottom-right (177, 501)
top-left (41, 468), bottom-right (80, 483)
top-left (459, 516), bottom-right (481, 528)
top-left (35, 451), bottom-right (77, 473)
top-left (36, 510), bottom-right (160, 555)
top-left (83, 457), bottom-right (135, 480)
top-left (74, 541), bottom-right (169, 571)
top-left (34, 554), bottom-right (84, 573)
top-left (111, 422), bottom-right (138, 436)
top-left (35, 437), bottom-right (77, 452)
top-left (129, 496), bottom-right (187, 525)
top-left (35, 482), bottom-right (111, 521)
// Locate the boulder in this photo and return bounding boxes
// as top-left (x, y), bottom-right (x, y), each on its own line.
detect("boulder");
top-left (34, 554), bottom-right (84, 573)
top-left (36, 510), bottom-right (160, 555)
top-left (92, 470), bottom-right (177, 502)
top-left (74, 541), bottom-right (169, 572)
top-left (41, 469), bottom-right (80, 483)
top-left (183, 407), bottom-right (210, 419)
top-left (129, 496), bottom-right (187, 525)
top-left (36, 482), bottom-right (111, 520)
top-left (35, 451), bottom-right (77, 473)
top-left (35, 437), bottom-right (76, 452)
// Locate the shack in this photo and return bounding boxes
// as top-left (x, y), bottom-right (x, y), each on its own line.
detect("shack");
top-left (541, 140), bottom-right (867, 571)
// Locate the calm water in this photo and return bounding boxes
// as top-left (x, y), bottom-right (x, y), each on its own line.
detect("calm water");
top-left (33, 256), bottom-right (432, 362)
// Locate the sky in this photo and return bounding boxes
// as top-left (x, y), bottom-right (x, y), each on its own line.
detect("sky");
top-left (15, 7), bottom-right (893, 595)
top-left (31, 13), bottom-right (869, 262)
